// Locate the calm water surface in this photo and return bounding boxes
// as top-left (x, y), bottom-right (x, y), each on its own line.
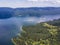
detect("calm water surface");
top-left (0, 15), bottom-right (60, 45)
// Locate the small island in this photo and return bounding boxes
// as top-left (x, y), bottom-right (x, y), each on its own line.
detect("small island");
top-left (12, 19), bottom-right (60, 45)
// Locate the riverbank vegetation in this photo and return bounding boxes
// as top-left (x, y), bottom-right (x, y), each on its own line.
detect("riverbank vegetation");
top-left (12, 19), bottom-right (60, 45)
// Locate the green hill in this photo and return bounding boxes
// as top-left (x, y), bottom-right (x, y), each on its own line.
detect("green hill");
top-left (12, 19), bottom-right (60, 45)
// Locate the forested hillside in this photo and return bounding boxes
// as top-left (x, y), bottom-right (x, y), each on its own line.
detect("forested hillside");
top-left (0, 7), bottom-right (60, 19)
top-left (12, 19), bottom-right (60, 45)
top-left (47, 19), bottom-right (60, 26)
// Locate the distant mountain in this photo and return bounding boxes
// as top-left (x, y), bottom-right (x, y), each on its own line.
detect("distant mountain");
top-left (14, 7), bottom-right (60, 16)
top-left (0, 7), bottom-right (60, 19)
top-left (0, 7), bottom-right (13, 19)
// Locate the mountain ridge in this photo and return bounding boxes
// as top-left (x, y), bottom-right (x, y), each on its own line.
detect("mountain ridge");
top-left (0, 7), bottom-right (60, 19)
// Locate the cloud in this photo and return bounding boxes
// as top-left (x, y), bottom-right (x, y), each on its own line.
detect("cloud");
top-left (0, 0), bottom-right (60, 7)
top-left (28, 0), bottom-right (38, 1)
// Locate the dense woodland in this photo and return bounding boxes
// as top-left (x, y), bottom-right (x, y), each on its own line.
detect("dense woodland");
top-left (12, 19), bottom-right (60, 45)
top-left (0, 7), bottom-right (60, 19)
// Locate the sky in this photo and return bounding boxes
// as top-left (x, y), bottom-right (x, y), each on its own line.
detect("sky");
top-left (0, 0), bottom-right (60, 8)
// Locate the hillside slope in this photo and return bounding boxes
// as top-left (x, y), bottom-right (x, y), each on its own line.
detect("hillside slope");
top-left (0, 7), bottom-right (60, 19)
top-left (12, 19), bottom-right (60, 45)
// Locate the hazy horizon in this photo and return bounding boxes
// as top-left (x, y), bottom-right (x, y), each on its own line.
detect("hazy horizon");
top-left (0, 0), bottom-right (60, 8)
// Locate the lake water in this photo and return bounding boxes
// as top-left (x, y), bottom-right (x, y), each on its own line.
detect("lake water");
top-left (0, 15), bottom-right (60, 45)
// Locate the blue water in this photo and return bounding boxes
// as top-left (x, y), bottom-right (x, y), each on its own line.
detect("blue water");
top-left (0, 15), bottom-right (60, 45)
